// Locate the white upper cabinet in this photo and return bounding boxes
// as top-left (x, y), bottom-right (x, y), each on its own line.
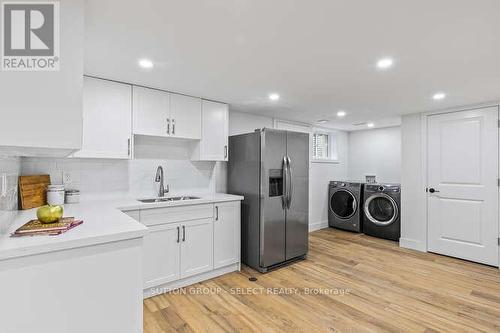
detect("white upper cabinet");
top-left (73, 77), bottom-right (132, 159)
top-left (133, 87), bottom-right (201, 140)
top-left (133, 86), bottom-right (170, 137)
top-left (169, 93), bottom-right (201, 139)
top-left (0, 0), bottom-right (83, 157)
top-left (192, 100), bottom-right (229, 161)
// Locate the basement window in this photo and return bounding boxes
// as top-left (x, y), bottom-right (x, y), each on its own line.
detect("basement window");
top-left (312, 131), bottom-right (339, 163)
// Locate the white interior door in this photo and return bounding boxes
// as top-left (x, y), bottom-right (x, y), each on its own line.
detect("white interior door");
top-left (427, 106), bottom-right (499, 266)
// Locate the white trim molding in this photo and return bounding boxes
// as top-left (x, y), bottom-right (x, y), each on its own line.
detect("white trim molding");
top-left (399, 237), bottom-right (427, 252)
top-left (309, 220), bottom-right (329, 232)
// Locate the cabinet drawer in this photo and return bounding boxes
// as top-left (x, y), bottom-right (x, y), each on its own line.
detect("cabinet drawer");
top-left (140, 204), bottom-right (213, 226)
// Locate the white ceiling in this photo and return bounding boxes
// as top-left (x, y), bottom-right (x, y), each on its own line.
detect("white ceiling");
top-left (85, 0), bottom-right (500, 131)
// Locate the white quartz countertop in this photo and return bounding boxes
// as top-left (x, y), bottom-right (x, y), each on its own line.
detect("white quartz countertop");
top-left (0, 193), bottom-right (243, 261)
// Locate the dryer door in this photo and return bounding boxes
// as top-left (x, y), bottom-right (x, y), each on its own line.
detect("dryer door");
top-left (330, 189), bottom-right (357, 219)
top-left (364, 193), bottom-right (398, 226)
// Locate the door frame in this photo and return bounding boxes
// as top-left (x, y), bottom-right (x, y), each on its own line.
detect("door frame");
top-left (419, 102), bottom-right (500, 268)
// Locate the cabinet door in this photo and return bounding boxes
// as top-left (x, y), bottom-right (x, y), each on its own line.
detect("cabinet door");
top-left (199, 100), bottom-right (229, 161)
top-left (180, 218), bottom-right (214, 278)
top-left (133, 86), bottom-right (170, 137)
top-left (143, 223), bottom-right (181, 288)
top-left (74, 77), bottom-right (132, 159)
top-left (213, 202), bottom-right (240, 269)
top-left (170, 93), bottom-right (201, 139)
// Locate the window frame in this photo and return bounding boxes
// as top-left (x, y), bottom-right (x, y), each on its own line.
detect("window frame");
top-left (311, 129), bottom-right (339, 164)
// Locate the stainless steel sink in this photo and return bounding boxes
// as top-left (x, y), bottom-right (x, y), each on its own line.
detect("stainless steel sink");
top-left (138, 196), bottom-right (200, 203)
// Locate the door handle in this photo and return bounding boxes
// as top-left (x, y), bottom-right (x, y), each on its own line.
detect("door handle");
top-left (177, 226), bottom-right (180, 243)
top-left (172, 119), bottom-right (175, 135)
top-left (215, 206), bottom-right (219, 221)
top-left (428, 188), bottom-right (440, 193)
top-left (167, 118), bottom-right (170, 135)
top-left (282, 156), bottom-right (289, 209)
top-left (286, 156), bottom-right (293, 209)
top-left (127, 138), bottom-right (131, 157)
top-left (182, 225), bottom-right (185, 242)
top-left (224, 145), bottom-right (228, 159)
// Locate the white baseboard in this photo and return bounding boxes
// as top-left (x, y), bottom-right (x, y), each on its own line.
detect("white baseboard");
top-left (309, 220), bottom-right (329, 232)
top-left (143, 263), bottom-right (240, 299)
top-left (399, 237), bottom-right (426, 252)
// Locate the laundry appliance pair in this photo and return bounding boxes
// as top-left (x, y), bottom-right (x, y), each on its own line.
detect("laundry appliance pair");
top-left (328, 181), bottom-right (400, 241)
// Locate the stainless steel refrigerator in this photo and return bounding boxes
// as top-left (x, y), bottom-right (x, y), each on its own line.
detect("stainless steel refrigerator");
top-left (228, 128), bottom-right (309, 272)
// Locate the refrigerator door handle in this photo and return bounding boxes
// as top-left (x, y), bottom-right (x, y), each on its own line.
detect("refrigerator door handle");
top-left (282, 156), bottom-right (289, 209)
top-left (286, 156), bottom-right (293, 209)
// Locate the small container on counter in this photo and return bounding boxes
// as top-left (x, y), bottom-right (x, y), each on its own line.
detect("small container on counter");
top-left (47, 185), bottom-right (65, 205)
top-left (65, 189), bottom-right (80, 204)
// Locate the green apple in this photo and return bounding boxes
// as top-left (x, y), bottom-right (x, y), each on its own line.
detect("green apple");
top-left (37, 205), bottom-right (64, 223)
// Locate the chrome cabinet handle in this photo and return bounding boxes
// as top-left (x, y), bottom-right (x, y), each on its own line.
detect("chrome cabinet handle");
top-left (215, 206), bottom-right (219, 221)
top-left (172, 119), bottom-right (175, 135)
top-left (224, 145), bottom-right (228, 159)
top-left (182, 225), bottom-right (185, 242)
top-left (177, 226), bottom-right (180, 243)
top-left (167, 118), bottom-right (170, 135)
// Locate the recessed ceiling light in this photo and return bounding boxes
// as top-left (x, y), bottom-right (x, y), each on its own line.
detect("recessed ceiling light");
top-left (432, 92), bottom-right (446, 100)
top-left (376, 57), bottom-right (394, 69)
top-left (138, 59), bottom-right (154, 69)
top-left (269, 93), bottom-right (280, 101)
top-left (316, 119), bottom-right (328, 124)
top-left (367, 122), bottom-right (375, 128)
top-left (337, 110), bottom-right (346, 117)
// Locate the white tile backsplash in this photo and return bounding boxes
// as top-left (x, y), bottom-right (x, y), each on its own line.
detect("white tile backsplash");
top-left (0, 157), bottom-right (21, 233)
top-left (21, 157), bottom-right (218, 199)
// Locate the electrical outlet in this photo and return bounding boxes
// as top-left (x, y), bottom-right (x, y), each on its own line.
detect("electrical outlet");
top-left (62, 171), bottom-right (80, 187)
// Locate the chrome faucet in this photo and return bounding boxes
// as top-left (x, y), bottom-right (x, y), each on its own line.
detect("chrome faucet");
top-left (155, 166), bottom-right (169, 197)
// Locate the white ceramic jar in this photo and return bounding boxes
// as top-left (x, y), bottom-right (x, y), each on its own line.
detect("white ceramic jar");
top-left (47, 185), bottom-right (65, 205)
top-left (65, 189), bottom-right (80, 204)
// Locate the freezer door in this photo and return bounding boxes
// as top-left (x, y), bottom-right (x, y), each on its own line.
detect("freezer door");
top-left (260, 129), bottom-right (287, 267)
top-left (286, 131), bottom-right (309, 260)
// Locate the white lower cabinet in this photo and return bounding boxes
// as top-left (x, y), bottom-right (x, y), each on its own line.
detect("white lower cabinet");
top-left (139, 201), bottom-right (240, 296)
top-left (143, 223), bottom-right (181, 288)
top-left (214, 202), bottom-right (240, 269)
top-left (180, 218), bottom-right (213, 278)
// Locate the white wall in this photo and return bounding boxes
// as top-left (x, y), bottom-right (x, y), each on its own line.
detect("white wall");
top-left (229, 111), bottom-right (274, 136)
top-left (309, 133), bottom-right (349, 231)
top-left (348, 127), bottom-right (401, 183)
top-left (228, 111), bottom-right (349, 231)
top-left (400, 114), bottom-right (426, 251)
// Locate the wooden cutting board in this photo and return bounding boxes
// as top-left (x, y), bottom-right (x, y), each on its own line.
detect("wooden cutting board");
top-left (19, 175), bottom-right (51, 210)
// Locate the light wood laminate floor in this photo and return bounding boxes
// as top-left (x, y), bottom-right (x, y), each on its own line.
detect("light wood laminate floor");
top-left (144, 228), bottom-right (500, 332)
